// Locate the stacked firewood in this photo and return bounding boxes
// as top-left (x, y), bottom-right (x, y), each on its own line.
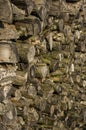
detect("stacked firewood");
top-left (0, 0), bottom-right (86, 130)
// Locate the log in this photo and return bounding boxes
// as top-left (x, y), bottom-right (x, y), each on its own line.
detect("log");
top-left (0, 0), bottom-right (13, 23)
top-left (49, 0), bottom-right (60, 17)
top-left (0, 64), bottom-right (17, 86)
top-left (15, 16), bottom-right (41, 36)
top-left (31, 63), bottom-right (49, 80)
top-left (60, 0), bottom-right (83, 16)
top-left (12, 3), bottom-right (25, 21)
top-left (75, 40), bottom-right (86, 53)
top-left (13, 70), bottom-right (28, 86)
top-left (0, 41), bottom-right (19, 63)
top-left (16, 41), bottom-right (35, 63)
top-left (0, 85), bottom-right (13, 101)
top-left (32, 0), bottom-right (50, 21)
top-left (0, 23), bottom-right (19, 40)
top-left (11, 0), bottom-right (34, 15)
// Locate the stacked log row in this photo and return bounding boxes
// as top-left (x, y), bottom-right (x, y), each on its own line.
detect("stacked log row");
top-left (0, 0), bottom-right (86, 130)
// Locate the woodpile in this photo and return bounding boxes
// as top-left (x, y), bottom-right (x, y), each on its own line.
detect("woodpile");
top-left (0, 0), bottom-right (86, 130)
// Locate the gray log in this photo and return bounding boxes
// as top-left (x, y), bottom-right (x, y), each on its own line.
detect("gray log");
top-left (12, 3), bottom-right (25, 21)
top-left (15, 16), bottom-right (41, 36)
top-left (11, 0), bottom-right (34, 15)
top-left (0, 0), bottom-right (13, 23)
top-left (16, 41), bottom-right (35, 63)
top-left (0, 41), bottom-right (19, 63)
top-left (0, 85), bottom-right (13, 101)
top-left (0, 23), bottom-right (19, 40)
top-left (49, 0), bottom-right (60, 16)
top-left (32, 0), bottom-right (50, 21)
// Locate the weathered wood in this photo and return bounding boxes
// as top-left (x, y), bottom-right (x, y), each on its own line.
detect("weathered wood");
top-left (32, 0), bottom-right (50, 21)
top-left (0, 0), bottom-right (13, 23)
top-left (49, 0), bottom-right (60, 16)
top-left (0, 41), bottom-right (19, 63)
top-left (11, 0), bottom-right (34, 15)
top-left (0, 23), bottom-right (19, 40)
top-left (15, 16), bottom-right (41, 36)
top-left (12, 3), bottom-right (25, 21)
top-left (13, 70), bottom-right (28, 86)
top-left (60, 0), bottom-right (83, 16)
top-left (0, 64), bottom-right (17, 86)
top-left (0, 85), bottom-right (12, 101)
top-left (16, 41), bottom-right (35, 63)
top-left (33, 63), bottom-right (49, 80)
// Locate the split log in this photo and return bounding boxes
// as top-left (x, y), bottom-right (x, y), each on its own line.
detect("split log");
top-left (0, 41), bottom-right (19, 63)
top-left (0, 23), bottom-right (19, 40)
top-left (12, 3), bottom-right (25, 21)
top-left (40, 51), bottom-right (61, 72)
top-left (2, 101), bottom-right (17, 126)
top-left (0, 85), bottom-right (12, 101)
top-left (15, 16), bottom-right (41, 36)
top-left (11, 0), bottom-right (34, 15)
top-left (26, 63), bottom-right (49, 82)
top-left (30, 63), bottom-right (49, 80)
top-left (49, 0), bottom-right (60, 17)
top-left (0, 0), bottom-right (13, 23)
top-left (35, 39), bottom-right (47, 55)
top-left (75, 40), bottom-right (86, 53)
top-left (60, 0), bottom-right (83, 16)
top-left (32, 0), bottom-right (51, 21)
top-left (16, 41), bottom-right (35, 63)
top-left (0, 64), bottom-right (17, 87)
top-left (46, 32), bottom-right (65, 51)
top-left (13, 70), bottom-right (28, 86)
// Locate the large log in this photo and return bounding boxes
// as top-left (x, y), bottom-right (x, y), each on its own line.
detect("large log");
top-left (13, 70), bottom-right (28, 86)
top-left (32, 0), bottom-right (51, 21)
top-left (0, 0), bottom-right (13, 23)
top-left (49, 0), bottom-right (60, 17)
top-left (32, 63), bottom-right (49, 80)
top-left (12, 3), bottom-right (25, 21)
top-left (16, 41), bottom-right (35, 63)
top-left (60, 0), bottom-right (83, 16)
top-left (0, 23), bottom-right (19, 40)
top-left (0, 41), bottom-right (19, 63)
top-left (0, 85), bottom-right (12, 101)
top-left (15, 16), bottom-right (42, 36)
top-left (11, 0), bottom-right (34, 15)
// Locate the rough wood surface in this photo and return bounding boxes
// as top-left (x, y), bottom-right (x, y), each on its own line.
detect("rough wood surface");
top-left (0, 41), bottom-right (19, 63)
top-left (0, 0), bottom-right (13, 23)
top-left (15, 16), bottom-right (42, 36)
top-left (0, 0), bottom-right (86, 130)
top-left (11, 0), bottom-right (34, 15)
top-left (12, 3), bottom-right (26, 21)
top-left (16, 41), bottom-right (35, 63)
top-left (0, 23), bottom-right (19, 40)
